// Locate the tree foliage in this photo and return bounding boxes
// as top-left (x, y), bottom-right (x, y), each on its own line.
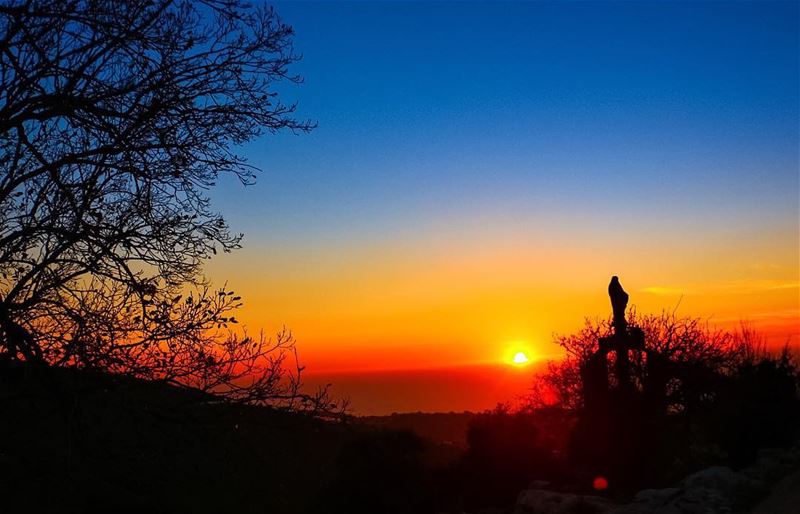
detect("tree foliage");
top-left (0, 0), bottom-right (321, 407)
top-left (527, 310), bottom-right (776, 412)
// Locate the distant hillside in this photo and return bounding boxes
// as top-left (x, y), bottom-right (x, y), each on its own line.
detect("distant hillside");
top-left (359, 411), bottom-right (476, 447)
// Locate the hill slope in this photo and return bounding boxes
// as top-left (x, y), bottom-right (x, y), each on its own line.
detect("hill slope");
top-left (0, 361), bottom-right (430, 514)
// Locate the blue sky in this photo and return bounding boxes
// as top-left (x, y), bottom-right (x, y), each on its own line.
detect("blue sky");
top-left (211, 1), bottom-right (798, 252)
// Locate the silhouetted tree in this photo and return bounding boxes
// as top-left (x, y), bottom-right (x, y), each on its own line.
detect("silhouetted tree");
top-left (528, 311), bottom-right (750, 414)
top-left (0, 0), bottom-right (319, 406)
top-left (527, 312), bottom-right (799, 490)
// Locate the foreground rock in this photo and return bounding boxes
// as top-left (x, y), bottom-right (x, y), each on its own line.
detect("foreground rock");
top-left (613, 466), bottom-right (764, 514)
top-left (514, 445), bottom-right (800, 514)
top-left (515, 488), bottom-right (614, 514)
top-left (750, 468), bottom-right (800, 514)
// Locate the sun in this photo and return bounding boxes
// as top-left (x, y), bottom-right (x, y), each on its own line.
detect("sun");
top-left (512, 351), bottom-right (530, 365)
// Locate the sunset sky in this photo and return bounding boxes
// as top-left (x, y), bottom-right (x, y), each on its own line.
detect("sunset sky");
top-left (205, 2), bottom-right (798, 411)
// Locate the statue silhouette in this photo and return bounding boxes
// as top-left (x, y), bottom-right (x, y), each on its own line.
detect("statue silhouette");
top-left (608, 276), bottom-right (628, 332)
top-left (571, 276), bottom-right (675, 490)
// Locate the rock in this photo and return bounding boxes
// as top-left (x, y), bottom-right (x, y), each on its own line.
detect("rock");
top-left (743, 447), bottom-right (800, 483)
top-left (609, 486), bottom-right (730, 514)
top-left (669, 486), bottom-right (731, 514)
top-left (632, 488), bottom-right (681, 507)
top-left (609, 466), bottom-right (764, 514)
top-left (682, 466), bottom-right (740, 493)
top-left (514, 448), bottom-right (800, 514)
top-left (515, 488), bottom-right (614, 514)
top-left (682, 465), bottom-right (765, 504)
top-left (750, 468), bottom-right (800, 514)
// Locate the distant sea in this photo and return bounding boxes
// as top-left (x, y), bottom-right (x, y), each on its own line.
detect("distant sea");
top-left (302, 362), bottom-right (547, 416)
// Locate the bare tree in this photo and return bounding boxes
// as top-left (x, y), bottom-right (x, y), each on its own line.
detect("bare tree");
top-left (0, 0), bottom-right (323, 407)
top-left (526, 311), bottom-right (765, 412)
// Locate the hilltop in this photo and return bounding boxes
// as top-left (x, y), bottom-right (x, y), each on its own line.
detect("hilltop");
top-left (0, 361), bottom-right (431, 514)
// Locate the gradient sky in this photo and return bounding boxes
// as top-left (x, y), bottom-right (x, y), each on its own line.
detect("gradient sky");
top-left (205, 1), bottom-right (799, 392)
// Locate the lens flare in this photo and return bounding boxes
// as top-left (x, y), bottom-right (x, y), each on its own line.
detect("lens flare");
top-left (593, 476), bottom-right (608, 491)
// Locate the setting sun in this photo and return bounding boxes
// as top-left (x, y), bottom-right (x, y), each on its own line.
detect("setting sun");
top-left (512, 352), bottom-right (530, 365)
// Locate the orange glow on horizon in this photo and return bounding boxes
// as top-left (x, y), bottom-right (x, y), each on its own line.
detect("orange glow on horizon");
top-left (205, 219), bottom-right (799, 375)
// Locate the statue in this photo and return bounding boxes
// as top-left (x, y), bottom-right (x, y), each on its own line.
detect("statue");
top-left (584, 276), bottom-right (645, 406)
top-left (572, 276), bottom-right (674, 490)
top-left (608, 276), bottom-right (628, 333)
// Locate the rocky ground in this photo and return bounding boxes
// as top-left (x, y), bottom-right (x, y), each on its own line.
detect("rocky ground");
top-left (513, 445), bottom-right (800, 514)
top-left (749, 467), bottom-right (800, 514)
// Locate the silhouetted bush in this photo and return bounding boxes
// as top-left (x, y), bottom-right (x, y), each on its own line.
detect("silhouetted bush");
top-left (312, 428), bottom-right (433, 514)
top-left (707, 349), bottom-right (800, 467)
top-left (444, 405), bottom-right (569, 510)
